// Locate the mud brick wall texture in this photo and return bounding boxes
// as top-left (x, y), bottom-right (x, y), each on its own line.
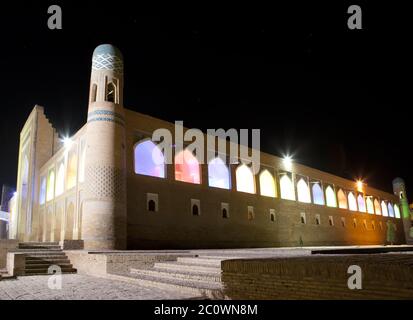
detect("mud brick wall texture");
top-left (221, 254), bottom-right (413, 299)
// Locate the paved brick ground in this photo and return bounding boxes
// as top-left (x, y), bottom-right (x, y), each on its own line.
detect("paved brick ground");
top-left (0, 274), bottom-right (199, 300)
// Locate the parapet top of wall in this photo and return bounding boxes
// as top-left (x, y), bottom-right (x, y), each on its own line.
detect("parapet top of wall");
top-left (123, 108), bottom-right (398, 202)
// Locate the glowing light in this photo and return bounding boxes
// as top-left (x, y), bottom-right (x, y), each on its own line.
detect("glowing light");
top-left (366, 196), bottom-right (374, 214)
top-left (259, 170), bottom-right (276, 198)
top-left (208, 157), bottom-right (231, 190)
top-left (236, 164), bottom-right (255, 194)
top-left (325, 186), bottom-right (337, 207)
top-left (348, 192), bottom-right (358, 211)
top-left (283, 155), bottom-right (293, 170)
top-left (356, 180), bottom-right (364, 193)
top-left (62, 136), bottom-right (73, 149)
top-left (312, 183), bottom-right (324, 205)
top-left (357, 194), bottom-right (366, 212)
top-left (280, 174), bottom-right (295, 201)
top-left (297, 178), bottom-right (311, 203)
top-left (175, 149), bottom-right (200, 184)
top-left (135, 140), bottom-right (166, 178)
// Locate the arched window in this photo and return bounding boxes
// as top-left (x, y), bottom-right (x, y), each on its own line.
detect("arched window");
top-left (135, 140), bottom-right (166, 179)
top-left (394, 204), bottom-right (401, 219)
top-left (106, 81), bottom-right (116, 103)
top-left (67, 151), bottom-right (78, 190)
top-left (175, 149), bottom-right (200, 184)
top-left (357, 194), bottom-right (366, 213)
top-left (394, 204), bottom-right (401, 218)
top-left (192, 204), bottom-right (200, 216)
top-left (208, 157), bottom-right (230, 190)
top-left (46, 170), bottom-right (55, 202)
top-left (297, 178), bottom-right (311, 203)
top-left (381, 201), bottom-right (388, 217)
top-left (236, 164), bottom-right (255, 194)
top-left (387, 203), bottom-right (394, 217)
top-left (39, 177), bottom-right (46, 205)
top-left (337, 189), bottom-right (348, 209)
top-left (312, 183), bottom-right (324, 205)
top-left (374, 199), bottom-right (381, 215)
top-left (148, 200), bottom-right (156, 212)
top-left (348, 192), bottom-right (358, 211)
top-left (280, 173), bottom-right (295, 201)
top-left (259, 170), bottom-right (276, 198)
top-left (55, 162), bottom-right (65, 196)
top-left (325, 186), bottom-right (337, 207)
top-left (366, 197), bottom-right (374, 214)
top-left (222, 208), bottom-right (228, 219)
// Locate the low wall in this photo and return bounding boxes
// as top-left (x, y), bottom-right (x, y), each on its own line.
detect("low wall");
top-left (6, 252), bottom-right (25, 276)
top-left (0, 240), bottom-right (18, 269)
top-left (221, 255), bottom-right (413, 299)
top-left (65, 251), bottom-right (195, 276)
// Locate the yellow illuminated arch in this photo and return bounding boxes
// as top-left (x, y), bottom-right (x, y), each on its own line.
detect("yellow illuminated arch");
top-left (366, 197), bottom-right (374, 214)
top-left (337, 189), bottom-right (348, 209)
top-left (67, 151), bottom-right (78, 190)
top-left (236, 164), bottom-right (255, 194)
top-left (374, 199), bottom-right (381, 215)
top-left (280, 174), bottom-right (295, 201)
top-left (325, 186), bottom-right (337, 207)
top-left (297, 178), bottom-right (311, 203)
top-left (259, 170), bottom-right (276, 198)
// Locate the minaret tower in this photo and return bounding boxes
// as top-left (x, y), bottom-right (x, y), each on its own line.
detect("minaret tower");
top-left (82, 44), bottom-right (127, 249)
top-left (393, 177), bottom-right (413, 244)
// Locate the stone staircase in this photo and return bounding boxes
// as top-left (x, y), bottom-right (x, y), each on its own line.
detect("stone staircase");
top-left (16, 242), bottom-right (77, 276)
top-left (118, 255), bottom-right (232, 298)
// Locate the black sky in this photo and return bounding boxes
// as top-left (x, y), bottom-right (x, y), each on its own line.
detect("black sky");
top-left (0, 1), bottom-right (411, 199)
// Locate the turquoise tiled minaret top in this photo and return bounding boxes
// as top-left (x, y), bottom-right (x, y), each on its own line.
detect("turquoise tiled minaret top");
top-left (92, 44), bottom-right (123, 73)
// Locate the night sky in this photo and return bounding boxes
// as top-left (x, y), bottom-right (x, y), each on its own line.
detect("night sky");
top-left (1, 2), bottom-right (411, 199)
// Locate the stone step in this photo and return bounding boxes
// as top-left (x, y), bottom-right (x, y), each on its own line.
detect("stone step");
top-left (24, 268), bottom-right (77, 275)
top-left (197, 255), bottom-right (243, 260)
top-left (19, 242), bottom-right (59, 246)
top-left (23, 252), bottom-right (66, 257)
top-left (26, 256), bottom-right (69, 264)
top-left (19, 245), bottom-right (62, 250)
top-left (131, 268), bottom-right (221, 283)
top-left (154, 262), bottom-right (220, 274)
top-left (176, 257), bottom-right (222, 267)
top-left (122, 271), bottom-right (223, 291)
top-left (25, 263), bottom-right (73, 270)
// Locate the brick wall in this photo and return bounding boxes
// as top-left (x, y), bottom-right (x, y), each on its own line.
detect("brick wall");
top-left (221, 255), bottom-right (413, 299)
